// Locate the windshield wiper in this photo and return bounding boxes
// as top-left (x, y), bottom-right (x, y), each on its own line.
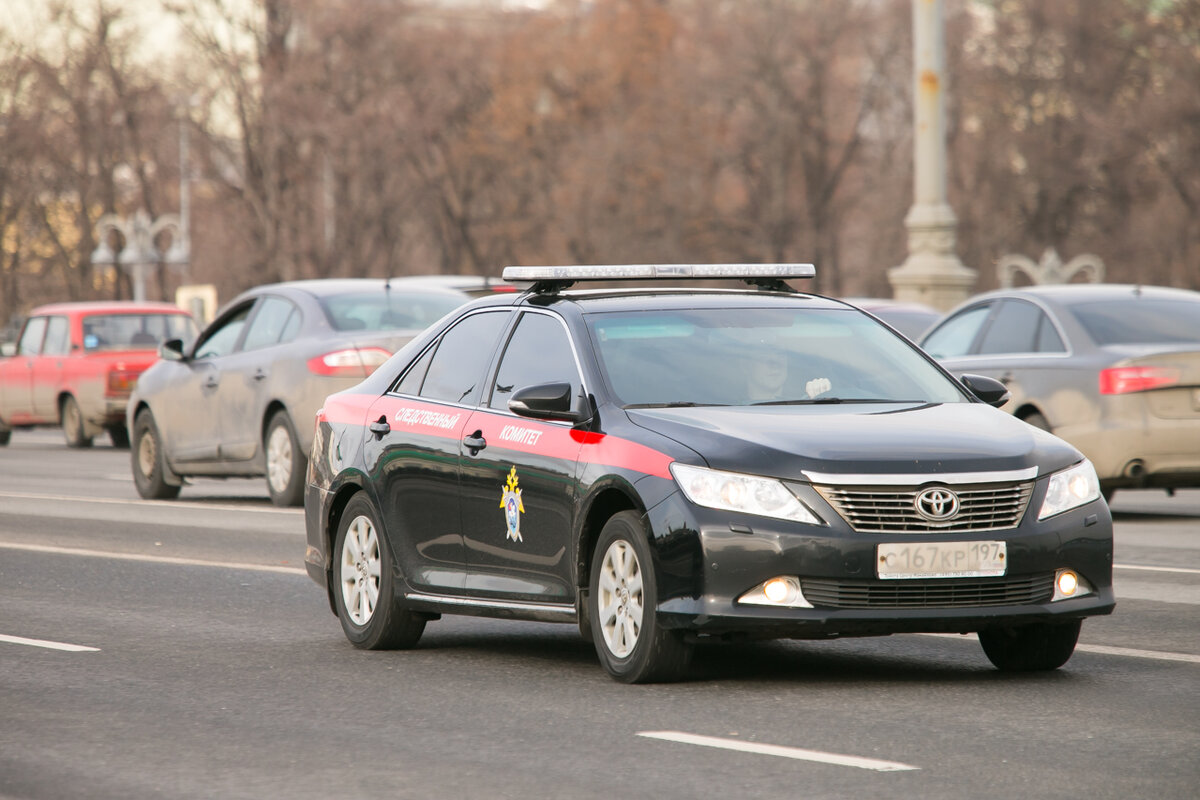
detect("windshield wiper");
top-left (624, 401), bottom-right (726, 409)
top-left (750, 397), bottom-right (915, 406)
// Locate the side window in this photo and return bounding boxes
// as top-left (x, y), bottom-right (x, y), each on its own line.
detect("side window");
top-left (489, 312), bottom-right (581, 411)
top-left (977, 300), bottom-right (1042, 355)
top-left (194, 304), bottom-right (253, 359)
top-left (42, 316), bottom-right (71, 356)
top-left (419, 311), bottom-right (510, 406)
top-left (394, 345), bottom-right (435, 397)
top-left (242, 296), bottom-right (299, 351)
top-left (921, 304), bottom-right (991, 359)
top-left (1035, 314), bottom-right (1066, 353)
top-left (17, 317), bottom-right (48, 355)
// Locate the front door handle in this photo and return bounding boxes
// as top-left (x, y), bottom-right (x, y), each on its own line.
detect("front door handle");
top-left (999, 372), bottom-right (1014, 385)
top-left (463, 432), bottom-right (487, 456)
top-left (203, 376), bottom-right (219, 389)
top-left (368, 416), bottom-right (390, 438)
top-left (253, 369), bottom-right (267, 382)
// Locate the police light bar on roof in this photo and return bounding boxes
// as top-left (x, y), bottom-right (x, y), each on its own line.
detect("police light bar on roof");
top-left (502, 263), bottom-right (816, 284)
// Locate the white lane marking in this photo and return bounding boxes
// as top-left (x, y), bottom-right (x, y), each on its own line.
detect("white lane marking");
top-left (0, 490), bottom-right (300, 515)
top-left (1116, 563), bottom-right (1200, 576)
top-left (920, 633), bottom-right (1200, 664)
top-left (0, 542), bottom-right (306, 575)
top-left (0, 634), bottom-right (99, 652)
top-left (637, 731), bottom-right (918, 772)
top-left (1076, 644), bottom-right (1200, 664)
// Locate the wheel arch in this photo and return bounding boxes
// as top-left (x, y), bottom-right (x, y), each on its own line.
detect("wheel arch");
top-left (261, 399), bottom-right (291, 442)
top-left (575, 483), bottom-right (644, 592)
top-left (321, 478), bottom-right (372, 608)
top-left (1015, 402), bottom-right (1048, 426)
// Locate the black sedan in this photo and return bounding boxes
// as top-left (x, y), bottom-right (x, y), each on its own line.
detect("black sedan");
top-left (304, 265), bottom-right (1114, 682)
top-left (129, 279), bottom-right (469, 506)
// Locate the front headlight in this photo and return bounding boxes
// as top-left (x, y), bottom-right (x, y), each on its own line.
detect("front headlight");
top-left (1038, 459), bottom-right (1101, 520)
top-left (669, 463), bottom-right (823, 525)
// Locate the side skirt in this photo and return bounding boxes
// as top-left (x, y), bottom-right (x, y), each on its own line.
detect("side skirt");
top-left (403, 590), bottom-right (577, 624)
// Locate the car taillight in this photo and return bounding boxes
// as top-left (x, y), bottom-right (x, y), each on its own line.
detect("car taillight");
top-left (307, 347), bottom-right (392, 377)
top-left (1098, 366), bottom-right (1181, 395)
top-left (106, 367), bottom-right (141, 396)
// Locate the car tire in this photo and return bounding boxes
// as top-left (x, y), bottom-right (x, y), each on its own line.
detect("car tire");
top-left (978, 620), bottom-right (1081, 671)
top-left (0, 428), bottom-right (10, 446)
top-left (61, 396), bottom-right (94, 448)
top-left (333, 493), bottom-right (426, 650)
top-left (265, 410), bottom-right (307, 507)
top-left (107, 424), bottom-right (130, 449)
top-left (1022, 412), bottom-right (1051, 432)
top-left (132, 410), bottom-right (181, 500)
top-left (588, 511), bottom-right (692, 683)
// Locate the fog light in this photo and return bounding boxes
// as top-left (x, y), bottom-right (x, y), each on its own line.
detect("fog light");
top-left (1052, 569), bottom-right (1094, 602)
top-left (764, 578), bottom-right (790, 603)
top-left (738, 576), bottom-right (812, 608)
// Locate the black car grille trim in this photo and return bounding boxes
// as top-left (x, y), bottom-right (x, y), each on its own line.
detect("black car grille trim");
top-left (814, 481), bottom-right (1035, 533)
top-left (800, 574), bottom-right (1055, 609)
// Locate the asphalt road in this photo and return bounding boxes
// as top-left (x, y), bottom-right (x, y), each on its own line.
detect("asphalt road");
top-left (1, 429), bottom-right (1197, 799)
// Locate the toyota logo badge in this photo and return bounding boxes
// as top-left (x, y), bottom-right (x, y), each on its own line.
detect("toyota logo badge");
top-left (915, 487), bottom-right (960, 521)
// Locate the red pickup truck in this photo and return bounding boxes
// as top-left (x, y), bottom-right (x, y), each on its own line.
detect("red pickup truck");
top-left (0, 301), bottom-right (197, 448)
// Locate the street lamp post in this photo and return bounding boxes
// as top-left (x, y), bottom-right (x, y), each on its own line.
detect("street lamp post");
top-left (90, 210), bottom-right (190, 302)
top-left (888, 0), bottom-right (976, 311)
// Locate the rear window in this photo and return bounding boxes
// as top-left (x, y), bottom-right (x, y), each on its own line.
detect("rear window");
top-left (320, 291), bottom-right (466, 333)
top-left (83, 313), bottom-right (198, 352)
top-left (1070, 299), bottom-right (1200, 345)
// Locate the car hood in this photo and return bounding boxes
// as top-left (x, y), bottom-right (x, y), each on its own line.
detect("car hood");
top-left (624, 402), bottom-right (1081, 481)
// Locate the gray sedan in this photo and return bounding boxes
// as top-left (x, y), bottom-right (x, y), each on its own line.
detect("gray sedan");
top-left (921, 283), bottom-right (1200, 500)
top-left (128, 279), bottom-right (469, 505)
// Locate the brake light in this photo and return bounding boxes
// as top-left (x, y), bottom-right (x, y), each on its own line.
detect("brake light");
top-left (1098, 366), bottom-right (1181, 395)
top-left (307, 347), bottom-right (392, 377)
top-left (106, 366), bottom-right (141, 396)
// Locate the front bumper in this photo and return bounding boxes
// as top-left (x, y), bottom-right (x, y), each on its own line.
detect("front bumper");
top-left (644, 482), bottom-right (1114, 640)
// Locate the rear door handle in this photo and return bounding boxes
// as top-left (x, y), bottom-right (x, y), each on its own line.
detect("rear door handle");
top-left (204, 376), bottom-right (219, 389)
top-left (463, 432), bottom-right (487, 456)
top-left (368, 416), bottom-right (391, 438)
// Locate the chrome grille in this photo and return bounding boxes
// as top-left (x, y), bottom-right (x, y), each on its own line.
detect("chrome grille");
top-left (801, 574), bottom-right (1054, 609)
top-left (814, 481), bottom-right (1035, 534)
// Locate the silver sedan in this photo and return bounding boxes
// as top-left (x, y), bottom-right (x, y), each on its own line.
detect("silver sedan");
top-left (128, 279), bottom-right (469, 506)
top-left (921, 283), bottom-right (1200, 500)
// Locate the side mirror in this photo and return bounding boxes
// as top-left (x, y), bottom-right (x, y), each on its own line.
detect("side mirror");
top-left (960, 373), bottom-right (1010, 408)
top-left (509, 382), bottom-right (585, 423)
top-left (158, 338), bottom-right (186, 362)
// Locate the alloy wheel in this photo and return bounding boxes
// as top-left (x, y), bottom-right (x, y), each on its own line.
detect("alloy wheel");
top-left (596, 540), bottom-right (644, 658)
top-left (339, 515), bottom-right (381, 627)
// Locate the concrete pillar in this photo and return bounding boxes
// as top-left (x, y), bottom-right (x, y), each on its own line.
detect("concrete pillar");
top-left (888, 0), bottom-right (976, 311)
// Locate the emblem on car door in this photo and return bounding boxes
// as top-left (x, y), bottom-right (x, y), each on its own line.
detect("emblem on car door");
top-left (500, 466), bottom-right (525, 542)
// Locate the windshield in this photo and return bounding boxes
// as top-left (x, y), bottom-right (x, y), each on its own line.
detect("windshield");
top-left (1069, 298), bottom-right (1200, 345)
top-left (82, 313), bottom-right (198, 352)
top-left (320, 291), bottom-right (467, 333)
top-left (587, 307), bottom-right (966, 408)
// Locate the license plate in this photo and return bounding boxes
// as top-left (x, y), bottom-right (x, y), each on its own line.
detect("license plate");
top-left (877, 541), bottom-right (1006, 579)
